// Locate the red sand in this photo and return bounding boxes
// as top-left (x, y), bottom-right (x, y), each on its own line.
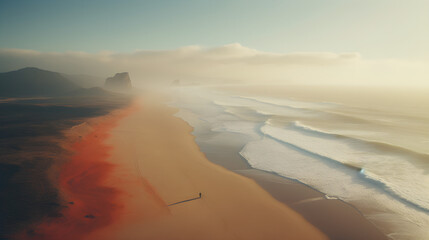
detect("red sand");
top-left (17, 98), bottom-right (326, 240)
top-left (18, 102), bottom-right (153, 240)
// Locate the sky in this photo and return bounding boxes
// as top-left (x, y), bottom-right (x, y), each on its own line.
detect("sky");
top-left (0, 0), bottom-right (428, 86)
top-left (1, 0), bottom-right (429, 59)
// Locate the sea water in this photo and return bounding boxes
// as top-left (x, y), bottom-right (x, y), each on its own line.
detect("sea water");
top-left (170, 85), bottom-right (429, 240)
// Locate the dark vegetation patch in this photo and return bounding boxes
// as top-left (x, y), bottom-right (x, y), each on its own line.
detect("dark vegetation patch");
top-left (0, 96), bottom-right (130, 239)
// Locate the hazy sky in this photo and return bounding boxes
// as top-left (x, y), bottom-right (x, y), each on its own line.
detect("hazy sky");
top-left (1, 0), bottom-right (428, 60)
top-left (0, 0), bottom-right (428, 86)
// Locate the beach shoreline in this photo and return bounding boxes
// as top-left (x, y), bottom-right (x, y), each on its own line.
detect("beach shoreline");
top-left (22, 94), bottom-right (389, 240)
top-left (194, 122), bottom-right (389, 240)
top-left (85, 95), bottom-right (327, 240)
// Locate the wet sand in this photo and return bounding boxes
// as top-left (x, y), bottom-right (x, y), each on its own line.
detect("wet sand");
top-left (84, 96), bottom-right (327, 240)
top-left (199, 129), bottom-right (389, 240)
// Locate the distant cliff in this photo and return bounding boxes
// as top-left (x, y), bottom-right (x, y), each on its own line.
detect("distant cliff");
top-left (0, 67), bottom-right (79, 97)
top-left (104, 72), bottom-right (132, 91)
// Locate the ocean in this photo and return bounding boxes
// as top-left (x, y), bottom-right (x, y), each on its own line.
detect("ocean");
top-left (170, 85), bottom-right (429, 240)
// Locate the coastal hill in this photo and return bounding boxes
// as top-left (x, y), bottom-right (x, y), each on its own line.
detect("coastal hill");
top-left (0, 67), bottom-right (79, 97)
top-left (0, 67), bottom-right (118, 97)
top-left (104, 72), bottom-right (132, 91)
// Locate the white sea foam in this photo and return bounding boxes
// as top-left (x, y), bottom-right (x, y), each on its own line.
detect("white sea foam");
top-left (212, 97), bottom-right (316, 118)
top-left (170, 86), bottom-right (429, 240)
top-left (240, 137), bottom-right (429, 240)
top-left (211, 121), bottom-right (260, 139)
top-left (292, 120), bottom-right (377, 137)
top-left (239, 95), bottom-right (336, 110)
top-left (261, 123), bottom-right (429, 212)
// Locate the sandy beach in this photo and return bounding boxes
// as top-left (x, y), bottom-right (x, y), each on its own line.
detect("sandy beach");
top-left (75, 96), bottom-right (327, 240)
top-left (19, 94), bottom-right (391, 240)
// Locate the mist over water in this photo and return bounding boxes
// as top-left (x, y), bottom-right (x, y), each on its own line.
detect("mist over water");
top-left (170, 85), bottom-right (429, 240)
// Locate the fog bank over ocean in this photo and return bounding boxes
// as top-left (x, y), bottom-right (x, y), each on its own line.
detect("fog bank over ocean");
top-left (1, 44), bottom-right (428, 87)
top-left (171, 85), bottom-right (429, 240)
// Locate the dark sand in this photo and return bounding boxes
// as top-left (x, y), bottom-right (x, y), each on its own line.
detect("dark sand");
top-left (0, 96), bottom-right (129, 239)
top-left (17, 102), bottom-right (139, 240)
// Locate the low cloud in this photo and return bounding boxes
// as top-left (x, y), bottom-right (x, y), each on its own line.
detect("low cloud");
top-left (0, 44), bottom-right (427, 86)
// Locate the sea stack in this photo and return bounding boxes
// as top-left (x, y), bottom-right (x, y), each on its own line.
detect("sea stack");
top-left (105, 72), bottom-right (132, 91)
